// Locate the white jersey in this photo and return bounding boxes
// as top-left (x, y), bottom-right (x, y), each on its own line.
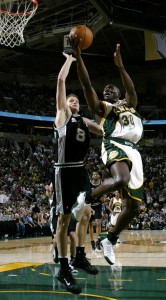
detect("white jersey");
top-left (111, 197), bottom-right (122, 213)
top-left (100, 100), bottom-right (143, 144)
top-left (99, 100), bottom-right (144, 202)
top-left (110, 197), bottom-right (122, 226)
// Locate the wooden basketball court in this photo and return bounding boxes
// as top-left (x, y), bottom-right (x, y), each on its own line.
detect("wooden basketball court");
top-left (0, 230), bottom-right (165, 300)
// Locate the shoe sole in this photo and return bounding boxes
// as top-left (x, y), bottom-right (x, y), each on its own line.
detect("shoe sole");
top-left (71, 269), bottom-right (79, 274)
top-left (69, 265), bottom-right (79, 274)
top-left (70, 264), bottom-right (99, 275)
top-left (74, 266), bottom-right (99, 275)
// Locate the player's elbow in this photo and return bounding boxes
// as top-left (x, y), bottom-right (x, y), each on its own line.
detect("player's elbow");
top-left (57, 77), bottom-right (65, 84)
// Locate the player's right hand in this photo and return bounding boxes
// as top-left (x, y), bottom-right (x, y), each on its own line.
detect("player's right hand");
top-left (68, 35), bottom-right (81, 56)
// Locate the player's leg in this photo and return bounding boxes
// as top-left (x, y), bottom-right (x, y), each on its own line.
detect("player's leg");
top-left (101, 196), bottom-right (141, 265)
top-left (73, 161), bottom-right (130, 221)
top-left (50, 207), bottom-right (59, 263)
top-left (70, 206), bottom-right (99, 275)
top-left (56, 213), bottom-right (82, 294)
top-left (94, 203), bottom-right (102, 252)
top-left (56, 213), bottom-right (71, 256)
top-left (67, 215), bottom-right (79, 274)
top-left (101, 153), bottom-right (143, 265)
top-left (88, 214), bottom-right (96, 251)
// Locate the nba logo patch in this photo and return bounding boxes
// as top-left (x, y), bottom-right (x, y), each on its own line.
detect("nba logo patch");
top-left (109, 150), bottom-right (118, 160)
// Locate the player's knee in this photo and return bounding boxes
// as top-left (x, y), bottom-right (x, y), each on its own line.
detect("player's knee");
top-left (84, 206), bottom-right (92, 220)
top-left (69, 231), bottom-right (76, 242)
top-left (115, 175), bottom-right (129, 189)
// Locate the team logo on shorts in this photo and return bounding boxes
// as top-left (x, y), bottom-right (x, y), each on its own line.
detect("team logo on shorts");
top-left (109, 150), bottom-right (118, 160)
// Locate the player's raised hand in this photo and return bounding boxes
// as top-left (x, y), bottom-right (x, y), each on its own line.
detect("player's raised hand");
top-left (114, 44), bottom-right (124, 68)
top-left (62, 51), bottom-right (76, 62)
top-left (68, 34), bottom-right (81, 56)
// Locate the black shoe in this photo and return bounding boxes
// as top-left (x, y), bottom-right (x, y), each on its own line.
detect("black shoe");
top-left (95, 240), bottom-right (101, 252)
top-left (91, 240), bottom-right (96, 251)
top-left (56, 268), bottom-right (81, 294)
top-left (70, 253), bottom-right (99, 275)
top-left (53, 247), bottom-right (59, 263)
top-left (69, 259), bottom-right (79, 275)
top-left (69, 264), bottom-right (79, 275)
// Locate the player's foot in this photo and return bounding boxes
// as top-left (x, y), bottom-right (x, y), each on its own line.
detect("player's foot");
top-left (72, 192), bottom-right (91, 221)
top-left (91, 240), bottom-right (96, 251)
top-left (53, 247), bottom-right (59, 263)
top-left (95, 240), bottom-right (101, 252)
top-left (56, 268), bottom-right (81, 294)
top-left (100, 238), bottom-right (115, 265)
top-left (70, 253), bottom-right (99, 275)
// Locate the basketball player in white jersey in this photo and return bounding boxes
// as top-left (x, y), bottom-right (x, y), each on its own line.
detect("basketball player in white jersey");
top-left (70, 40), bottom-right (144, 266)
top-left (109, 191), bottom-right (123, 228)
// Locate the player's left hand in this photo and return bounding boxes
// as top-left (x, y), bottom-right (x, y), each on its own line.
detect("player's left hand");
top-left (114, 44), bottom-right (124, 68)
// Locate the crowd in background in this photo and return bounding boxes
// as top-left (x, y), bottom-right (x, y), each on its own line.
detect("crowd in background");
top-left (0, 81), bottom-right (165, 239)
top-left (0, 81), bottom-right (166, 120)
top-left (0, 136), bottom-right (165, 239)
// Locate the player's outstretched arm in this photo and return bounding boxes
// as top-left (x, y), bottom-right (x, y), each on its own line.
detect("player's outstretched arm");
top-left (55, 52), bottom-right (76, 127)
top-left (114, 44), bottom-right (138, 109)
top-left (83, 117), bottom-right (103, 136)
top-left (70, 36), bottom-right (104, 118)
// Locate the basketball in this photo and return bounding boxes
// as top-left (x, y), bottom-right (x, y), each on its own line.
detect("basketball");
top-left (69, 25), bottom-right (93, 50)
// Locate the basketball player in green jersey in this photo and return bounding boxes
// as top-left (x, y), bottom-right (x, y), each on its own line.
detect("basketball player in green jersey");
top-left (70, 40), bottom-right (144, 266)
